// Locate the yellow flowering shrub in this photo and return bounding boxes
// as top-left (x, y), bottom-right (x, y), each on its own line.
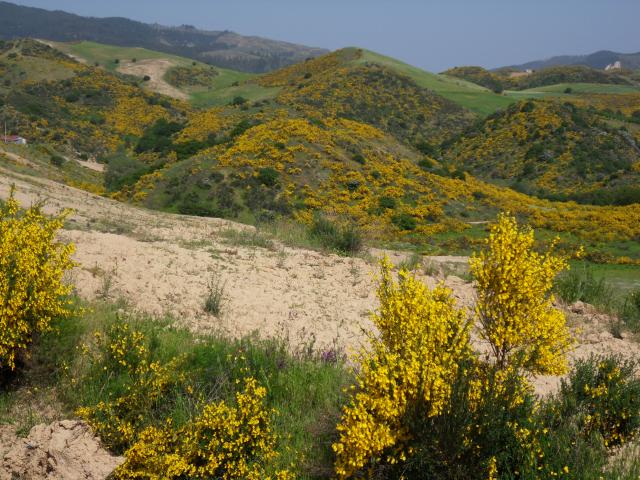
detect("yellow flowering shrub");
top-left (77, 322), bottom-right (187, 452)
top-left (332, 258), bottom-right (471, 478)
top-left (115, 377), bottom-right (294, 480)
top-left (0, 189), bottom-right (75, 370)
top-left (470, 213), bottom-right (573, 375)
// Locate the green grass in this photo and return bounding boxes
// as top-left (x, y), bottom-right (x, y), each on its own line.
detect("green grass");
top-left (354, 49), bottom-right (516, 115)
top-left (189, 80), bottom-right (279, 108)
top-left (577, 263), bottom-right (640, 295)
top-left (1, 299), bottom-right (350, 478)
top-left (51, 40), bottom-right (189, 71)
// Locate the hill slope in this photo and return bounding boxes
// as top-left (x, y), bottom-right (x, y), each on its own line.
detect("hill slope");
top-left (444, 99), bottom-right (640, 204)
top-left (0, 39), bottom-right (188, 156)
top-left (0, 1), bottom-right (327, 73)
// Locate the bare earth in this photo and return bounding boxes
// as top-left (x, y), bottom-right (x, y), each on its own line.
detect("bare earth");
top-left (0, 421), bottom-right (122, 480)
top-left (117, 59), bottom-right (189, 100)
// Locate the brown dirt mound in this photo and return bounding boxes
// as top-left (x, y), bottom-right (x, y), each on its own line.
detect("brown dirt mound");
top-left (0, 420), bottom-right (122, 480)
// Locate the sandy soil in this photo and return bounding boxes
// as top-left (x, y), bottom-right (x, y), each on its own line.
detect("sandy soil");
top-left (0, 421), bottom-right (122, 480)
top-left (0, 166), bottom-right (639, 397)
top-left (118, 59), bottom-right (189, 100)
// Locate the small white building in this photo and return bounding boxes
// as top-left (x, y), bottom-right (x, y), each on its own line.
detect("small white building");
top-left (605, 61), bottom-right (622, 71)
top-left (1, 135), bottom-right (27, 145)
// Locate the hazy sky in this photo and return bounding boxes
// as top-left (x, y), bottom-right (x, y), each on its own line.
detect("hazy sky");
top-left (11, 0), bottom-right (640, 72)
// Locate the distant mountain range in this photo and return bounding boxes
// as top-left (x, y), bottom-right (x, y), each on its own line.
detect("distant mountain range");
top-left (0, 1), bottom-right (327, 73)
top-left (503, 50), bottom-right (640, 72)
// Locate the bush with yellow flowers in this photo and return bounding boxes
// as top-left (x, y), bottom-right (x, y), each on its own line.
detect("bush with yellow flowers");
top-left (0, 188), bottom-right (75, 371)
top-left (76, 321), bottom-right (189, 452)
top-left (332, 257), bottom-right (472, 479)
top-left (115, 377), bottom-right (295, 480)
top-left (331, 214), bottom-right (576, 479)
top-left (333, 214), bottom-right (640, 479)
top-left (76, 320), bottom-right (294, 479)
top-left (470, 212), bottom-right (573, 376)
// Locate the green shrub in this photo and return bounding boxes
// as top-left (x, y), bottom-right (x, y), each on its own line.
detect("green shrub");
top-left (547, 355), bottom-right (640, 448)
top-left (308, 216), bottom-right (363, 255)
top-left (378, 196), bottom-right (396, 210)
top-left (392, 212), bottom-right (417, 231)
top-left (352, 153), bottom-right (365, 165)
top-left (554, 264), bottom-right (614, 310)
top-left (135, 118), bottom-right (183, 155)
top-left (230, 96), bottom-right (247, 106)
top-left (257, 167), bottom-right (280, 187)
top-left (49, 154), bottom-right (66, 167)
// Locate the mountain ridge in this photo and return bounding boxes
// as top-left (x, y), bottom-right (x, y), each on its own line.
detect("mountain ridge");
top-left (0, 1), bottom-right (328, 73)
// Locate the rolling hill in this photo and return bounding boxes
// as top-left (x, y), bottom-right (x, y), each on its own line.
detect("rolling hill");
top-left (503, 49), bottom-right (640, 71)
top-left (1, 38), bottom-right (640, 265)
top-left (0, 1), bottom-right (327, 73)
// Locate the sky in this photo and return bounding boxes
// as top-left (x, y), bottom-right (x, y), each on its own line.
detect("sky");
top-left (10, 0), bottom-right (640, 72)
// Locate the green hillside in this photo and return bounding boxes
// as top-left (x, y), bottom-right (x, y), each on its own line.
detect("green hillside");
top-left (51, 40), bottom-right (188, 70)
top-left (354, 49), bottom-right (515, 115)
top-left (514, 82), bottom-right (640, 95)
top-left (499, 65), bottom-right (638, 90)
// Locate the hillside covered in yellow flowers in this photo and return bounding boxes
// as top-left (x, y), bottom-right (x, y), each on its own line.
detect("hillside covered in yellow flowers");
top-left (2, 39), bottom-right (640, 264)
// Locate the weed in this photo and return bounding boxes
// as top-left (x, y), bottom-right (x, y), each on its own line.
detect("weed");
top-left (555, 264), bottom-right (615, 310)
top-left (219, 228), bottom-right (275, 250)
top-left (398, 251), bottom-right (423, 272)
top-left (204, 274), bottom-right (226, 317)
top-left (96, 264), bottom-right (117, 300)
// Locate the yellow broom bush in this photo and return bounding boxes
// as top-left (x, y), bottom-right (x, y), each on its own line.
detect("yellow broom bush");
top-left (470, 212), bottom-right (573, 376)
top-left (115, 377), bottom-right (295, 480)
top-left (333, 214), bottom-right (574, 478)
top-left (0, 188), bottom-right (75, 370)
top-left (332, 258), bottom-right (472, 479)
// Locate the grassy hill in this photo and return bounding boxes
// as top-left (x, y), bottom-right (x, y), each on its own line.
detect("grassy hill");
top-left (511, 83), bottom-right (640, 95)
top-left (50, 40), bottom-right (272, 108)
top-left (260, 51), bottom-right (475, 146)
top-left (256, 48), bottom-right (515, 116)
top-left (444, 99), bottom-right (640, 205)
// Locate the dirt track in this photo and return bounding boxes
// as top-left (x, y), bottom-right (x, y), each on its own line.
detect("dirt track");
top-left (118, 59), bottom-right (189, 100)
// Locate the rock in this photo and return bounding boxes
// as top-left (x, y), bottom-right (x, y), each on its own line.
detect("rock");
top-left (0, 420), bottom-right (123, 480)
top-left (570, 301), bottom-right (588, 315)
